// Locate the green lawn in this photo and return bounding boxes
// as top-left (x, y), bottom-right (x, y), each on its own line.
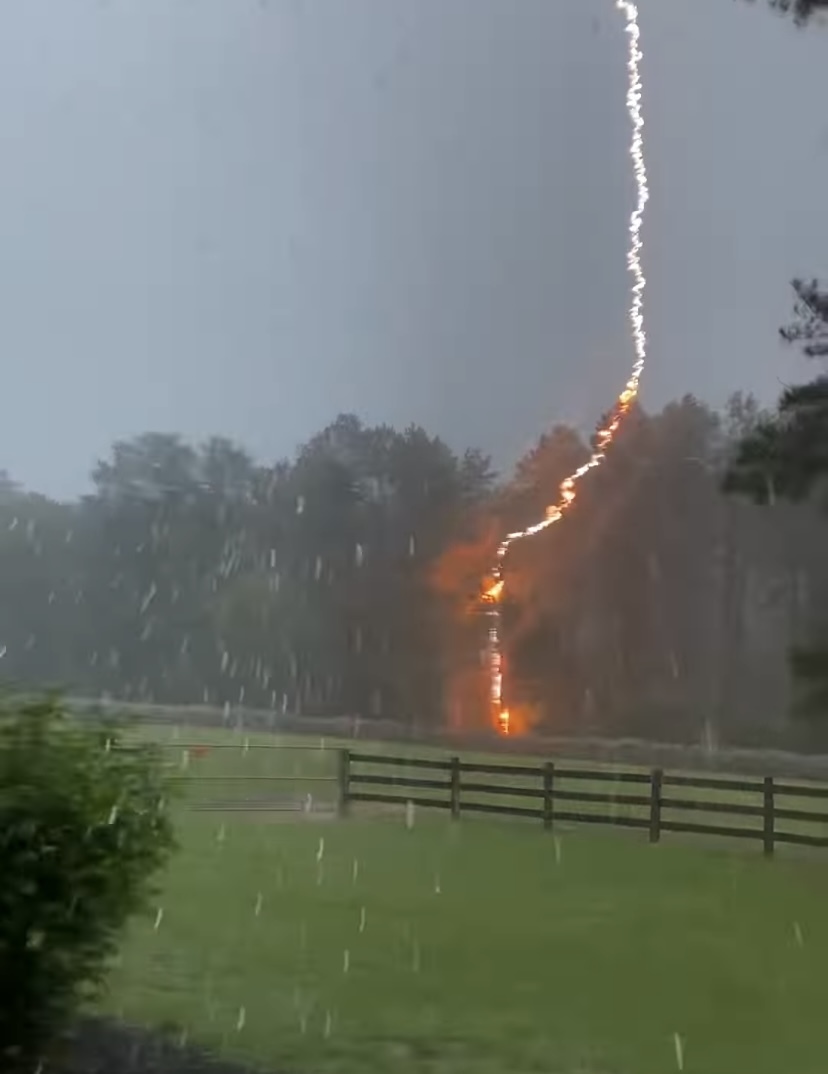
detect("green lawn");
top-left (103, 806), bottom-right (828, 1074)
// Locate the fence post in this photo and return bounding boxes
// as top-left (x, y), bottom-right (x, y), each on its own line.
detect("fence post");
top-left (450, 756), bottom-right (461, 819)
top-left (543, 762), bottom-right (555, 830)
top-left (649, 767), bottom-right (663, 844)
top-left (338, 748), bottom-right (351, 818)
top-left (763, 775), bottom-right (775, 857)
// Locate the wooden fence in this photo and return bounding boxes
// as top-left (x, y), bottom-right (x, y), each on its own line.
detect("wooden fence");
top-left (338, 750), bottom-right (828, 856)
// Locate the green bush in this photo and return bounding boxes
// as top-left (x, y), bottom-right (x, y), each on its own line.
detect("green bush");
top-left (0, 693), bottom-right (177, 1071)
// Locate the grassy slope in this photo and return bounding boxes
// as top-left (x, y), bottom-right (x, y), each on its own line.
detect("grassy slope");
top-left (105, 809), bottom-right (828, 1074)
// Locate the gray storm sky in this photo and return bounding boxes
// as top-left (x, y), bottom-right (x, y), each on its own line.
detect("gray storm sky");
top-left (0, 0), bottom-right (826, 499)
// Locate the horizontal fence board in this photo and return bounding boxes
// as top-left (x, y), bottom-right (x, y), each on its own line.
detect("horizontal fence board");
top-left (663, 773), bottom-right (763, 794)
top-left (168, 774), bottom-right (336, 782)
top-left (350, 753), bottom-right (451, 772)
top-left (553, 789), bottom-right (650, 807)
top-left (461, 781), bottom-right (541, 799)
top-left (660, 820), bottom-right (760, 840)
top-left (661, 797), bottom-right (765, 818)
top-left (774, 782), bottom-right (828, 801)
top-left (776, 830), bottom-right (828, 848)
top-left (459, 762), bottom-right (544, 778)
top-left (461, 800), bottom-right (542, 820)
top-left (773, 807), bottom-right (828, 825)
top-left (349, 791), bottom-right (451, 810)
top-left (159, 743), bottom-right (323, 751)
top-left (553, 810), bottom-right (650, 829)
top-left (556, 768), bottom-right (651, 785)
top-left (350, 773), bottom-right (449, 792)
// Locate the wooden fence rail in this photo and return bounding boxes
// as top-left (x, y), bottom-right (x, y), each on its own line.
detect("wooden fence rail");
top-left (339, 750), bottom-right (828, 855)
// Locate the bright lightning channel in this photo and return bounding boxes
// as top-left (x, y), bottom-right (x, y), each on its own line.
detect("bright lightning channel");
top-left (483, 0), bottom-right (650, 736)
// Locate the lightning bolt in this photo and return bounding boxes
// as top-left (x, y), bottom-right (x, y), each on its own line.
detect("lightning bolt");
top-left (484, 0), bottom-right (649, 734)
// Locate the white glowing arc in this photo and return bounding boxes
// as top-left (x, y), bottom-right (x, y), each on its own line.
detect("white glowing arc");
top-left (486, 0), bottom-right (650, 721)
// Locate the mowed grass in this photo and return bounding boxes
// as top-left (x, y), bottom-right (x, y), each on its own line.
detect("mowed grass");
top-left (102, 802), bottom-right (828, 1074)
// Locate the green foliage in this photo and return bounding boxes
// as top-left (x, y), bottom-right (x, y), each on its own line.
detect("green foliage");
top-left (0, 694), bottom-right (177, 1070)
top-left (725, 282), bottom-right (828, 508)
top-left (722, 380), bottom-right (828, 506)
top-left (725, 280), bottom-right (828, 730)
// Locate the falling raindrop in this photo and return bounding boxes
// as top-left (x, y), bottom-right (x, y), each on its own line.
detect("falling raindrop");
top-left (554, 836), bottom-right (563, 865)
top-left (352, 859), bottom-right (359, 885)
top-left (405, 800), bottom-right (415, 830)
top-left (316, 837), bottom-right (325, 862)
top-left (342, 949), bottom-right (350, 974)
top-left (359, 906), bottom-right (366, 933)
top-left (236, 1007), bottom-right (246, 1032)
top-left (254, 892), bottom-right (263, 917)
top-left (153, 907), bottom-right (164, 931)
top-left (323, 1010), bottom-right (332, 1038)
top-left (139, 582), bottom-right (157, 615)
top-left (434, 875), bottom-right (441, 895)
top-left (793, 921), bottom-right (804, 947)
top-left (355, 543), bottom-right (364, 566)
top-left (673, 1032), bottom-right (684, 1071)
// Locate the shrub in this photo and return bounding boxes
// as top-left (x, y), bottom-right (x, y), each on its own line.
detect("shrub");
top-left (0, 693), bottom-right (177, 1071)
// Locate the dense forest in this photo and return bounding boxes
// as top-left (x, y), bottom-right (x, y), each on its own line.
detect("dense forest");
top-left (1, 322), bottom-right (826, 749)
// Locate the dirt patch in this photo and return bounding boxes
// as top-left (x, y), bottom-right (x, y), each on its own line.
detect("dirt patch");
top-left (48, 1018), bottom-right (277, 1074)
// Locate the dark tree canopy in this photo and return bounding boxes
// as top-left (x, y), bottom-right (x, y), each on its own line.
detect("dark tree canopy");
top-left (780, 280), bottom-right (828, 358)
top-left (752, 0), bottom-right (828, 24)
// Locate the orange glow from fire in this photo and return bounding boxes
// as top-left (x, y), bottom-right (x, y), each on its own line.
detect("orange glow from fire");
top-left (483, 0), bottom-right (649, 736)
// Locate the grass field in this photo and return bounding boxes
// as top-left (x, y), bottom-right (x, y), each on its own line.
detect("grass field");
top-left (98, 725), bottom-right (828, 1073)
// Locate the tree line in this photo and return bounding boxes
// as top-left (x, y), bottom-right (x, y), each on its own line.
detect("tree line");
top-left (0, 418), bottom-right (493, 725)
top-left (1, 346), bottom-right (826, 748)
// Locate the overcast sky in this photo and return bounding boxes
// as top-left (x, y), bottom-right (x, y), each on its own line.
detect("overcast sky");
top-left (0, 0), bottom-right (826, 499)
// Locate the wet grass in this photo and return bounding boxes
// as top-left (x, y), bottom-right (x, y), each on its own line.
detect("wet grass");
top-left (104, 809), bottom-right (828, 1074)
